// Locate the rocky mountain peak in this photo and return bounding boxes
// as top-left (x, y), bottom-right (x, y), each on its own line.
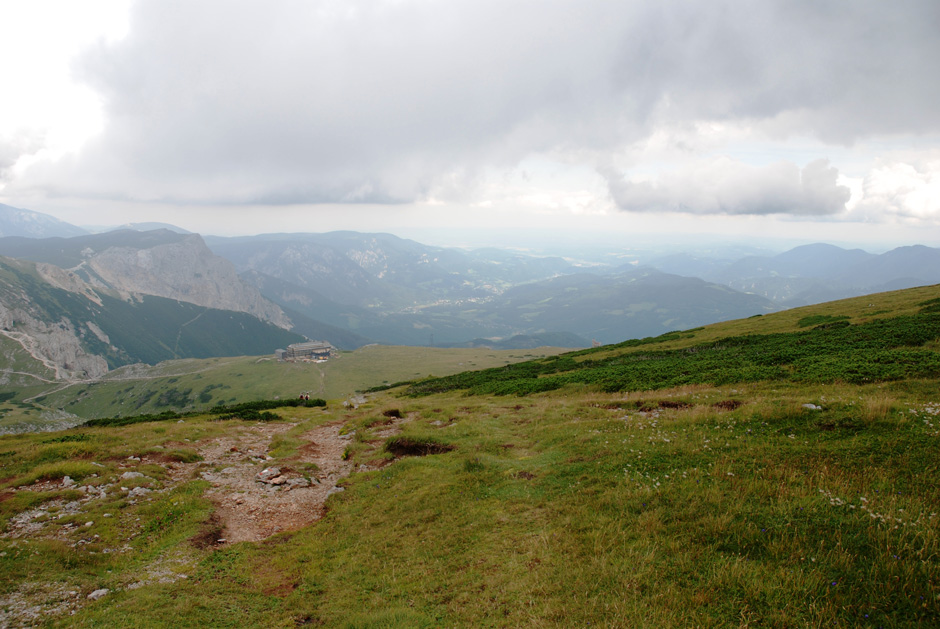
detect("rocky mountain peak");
top-left (78, 233), bottom-right (292, 329)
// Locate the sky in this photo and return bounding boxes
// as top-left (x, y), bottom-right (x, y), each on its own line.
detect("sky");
top-left (1, 0), bottom-right (939, 251)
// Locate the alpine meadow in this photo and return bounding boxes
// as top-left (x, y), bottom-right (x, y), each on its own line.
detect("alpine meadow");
top-left (1, 284), bottom-right (938, 626)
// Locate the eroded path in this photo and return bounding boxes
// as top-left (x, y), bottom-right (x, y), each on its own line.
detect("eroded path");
top-left (196, 421), bottom-right (356, 543)
top-left (0, 412), bottom-right (409, 626)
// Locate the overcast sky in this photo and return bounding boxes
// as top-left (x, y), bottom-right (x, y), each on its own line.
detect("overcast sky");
top-left (1, 0), bottom-right (938, 250)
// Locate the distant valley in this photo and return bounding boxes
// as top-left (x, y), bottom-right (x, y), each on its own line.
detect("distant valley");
top-left (204, 231), bottom-right (778, 346)
top-left (0, 203), bottom-right (938, 430)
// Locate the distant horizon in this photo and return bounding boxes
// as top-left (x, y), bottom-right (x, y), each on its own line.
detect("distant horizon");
top-left (70, 216), bottom-right (937, 260)
top-left (41, 216), bottom-right (940, 261)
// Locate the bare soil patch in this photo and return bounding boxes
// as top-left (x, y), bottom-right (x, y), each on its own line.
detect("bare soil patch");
top-left (190, 513), bottom-right (224, 550)
top-left (192, 421), bottom-right (355, 544)
top-left (0, 414), bottom-right (411, 626)
top-left (384, 436), bottom-right (454, 457)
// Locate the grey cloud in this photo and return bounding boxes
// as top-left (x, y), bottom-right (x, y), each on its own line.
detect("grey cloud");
top-left (605, 158), bottom-right (851, 216)
top-left (14, 0), bottom-right (940, 204)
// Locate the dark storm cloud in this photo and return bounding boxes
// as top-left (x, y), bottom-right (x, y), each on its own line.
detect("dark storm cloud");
top-left (14, 0), bottom-right (940, 209)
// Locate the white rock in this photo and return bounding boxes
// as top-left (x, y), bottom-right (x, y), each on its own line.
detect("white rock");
top-left (87, 588), bottom-right (109, 601)
top-left (121, 471), bottom-right (145, 480)
top-left (256, 467), bottom-right (281, 482)
top-left (62, 476), bottom-right (75, 487)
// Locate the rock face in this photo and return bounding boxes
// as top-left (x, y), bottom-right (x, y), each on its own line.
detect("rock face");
top-left (81, 234), bottom-right (291, 329)
top-left (0, 298), bottom-right (109, 380)
top-left (0, 231), bottom-right (299, 382)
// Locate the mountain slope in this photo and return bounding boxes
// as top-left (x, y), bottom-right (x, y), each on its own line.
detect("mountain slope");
top-left (382, 268), bottom-right (778, 346)
top-left (206, 231), bottom-right (579, 308)
top-left (0, 229), bottom-right (292, 329)
top-left (0, 255), bottom-right (304, 380)
top-left (1, 285), bottom-right (937, 627)
top-left (221, 232), bottom-right (778, 346)
top-left (490, 268), bottom-right (776, 342)
top-left (407, 285), bottom-right (940, 396)
top-left (703, 243), bottom-right (940, 306)
top-left (0, 203), bottom-right (87, 238)
top-left (836, 245), bottom-right (940, 287)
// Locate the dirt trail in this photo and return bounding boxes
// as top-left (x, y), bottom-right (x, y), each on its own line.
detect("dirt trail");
top-left (192, 421), bottom-right (356, 543)
top-left (0, 415), bottom-right (407, 626)
top-left (0, 330), bottom-right (63, 380)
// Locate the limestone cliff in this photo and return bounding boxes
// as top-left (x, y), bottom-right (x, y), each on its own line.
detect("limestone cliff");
top-left (77, 234), bottom-right (292, 329)
top-left (0, 289), bottom-right (109, 381)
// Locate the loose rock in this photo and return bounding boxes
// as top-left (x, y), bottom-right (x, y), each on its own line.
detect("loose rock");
top-left (256, 467), bottom-right (281, 482)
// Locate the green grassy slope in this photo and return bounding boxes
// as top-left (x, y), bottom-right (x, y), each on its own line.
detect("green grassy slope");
top-left (0, 285), bottom-right (937, 626)
top-left (405, 285), bottom-right (940, 397)
top-left (16, 346), bottom-right (571, 427)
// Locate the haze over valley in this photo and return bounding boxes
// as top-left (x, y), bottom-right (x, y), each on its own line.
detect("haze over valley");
top-left (2, 203), bottom-right (939, 385)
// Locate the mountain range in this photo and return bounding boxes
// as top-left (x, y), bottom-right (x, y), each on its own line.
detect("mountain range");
top-left (0, 205), bottom-right (937, 383)
top-left (653, 242), bottom-right (940, 305)
top-left (204, 231), bottom-right (777, 345)
top-left (0, 203), bottom-right (88, 239)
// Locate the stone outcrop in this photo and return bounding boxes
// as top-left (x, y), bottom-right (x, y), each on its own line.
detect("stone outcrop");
top-left (0, 231), bottom-right (295, 382)
top-left (0, 301), bottom-right (109, 380)
top-left (79, 234), bottom-right (292, 329)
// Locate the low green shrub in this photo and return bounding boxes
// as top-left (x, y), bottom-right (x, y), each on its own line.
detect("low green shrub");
top-left (213, 410), bottom-right (281, 421)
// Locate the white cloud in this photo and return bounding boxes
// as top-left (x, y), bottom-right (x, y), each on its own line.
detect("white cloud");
top-left (0, 1), bottom-right (128, 164)
top-left (851, 158), bottom-right (940, 221)
top-left (603, 157), bottom-right (850, 216)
